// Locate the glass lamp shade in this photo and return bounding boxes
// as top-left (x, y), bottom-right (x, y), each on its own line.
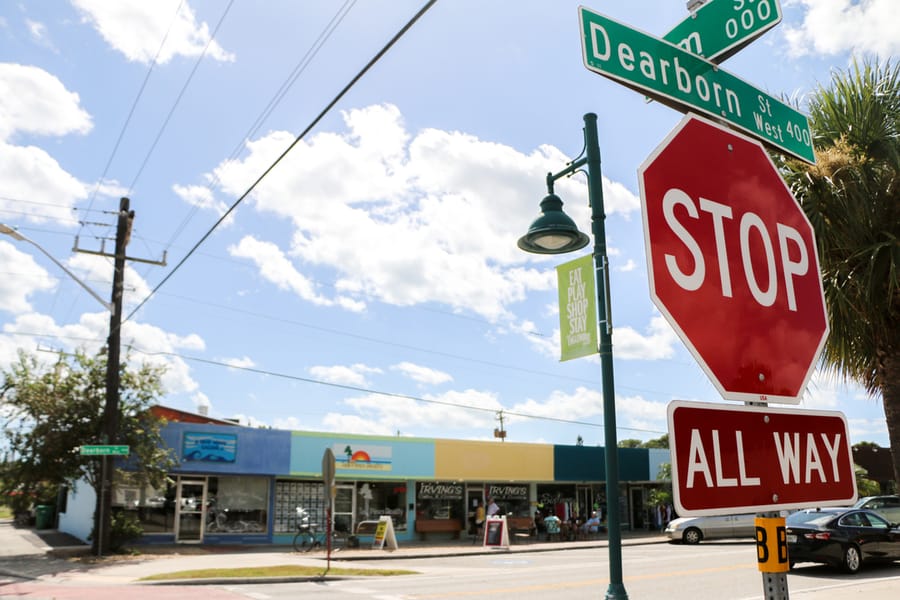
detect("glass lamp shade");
top-left (517, 193), bottom-right (589, 255)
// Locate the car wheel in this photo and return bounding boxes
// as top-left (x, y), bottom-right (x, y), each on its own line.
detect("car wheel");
top-left (842, 545), bottom-right (861, 574)
top-left (683, 527), bottom-right (702, 545)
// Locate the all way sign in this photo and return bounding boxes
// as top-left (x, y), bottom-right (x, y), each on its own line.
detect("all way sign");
top-left (668, 401), bottom-right (856, 516)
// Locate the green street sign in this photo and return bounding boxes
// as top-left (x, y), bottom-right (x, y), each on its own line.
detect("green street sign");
top-left (663, 0), bottom-right (782, 62)
top-left (579, 7), bottom-right (814, 164)
top-left (80, 444), bottom-right (130, 456)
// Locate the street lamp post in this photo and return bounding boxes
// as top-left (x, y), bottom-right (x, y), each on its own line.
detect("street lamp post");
top-left (518, 113), bottom-right (628, 600)
top-left (0, 224), bottom-right (112, 312)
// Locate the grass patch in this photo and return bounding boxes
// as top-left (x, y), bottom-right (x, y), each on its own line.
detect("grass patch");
top-left (0, 506), bottom-right (13, 520)
top-left (140, 564), bottom-right (418, 581)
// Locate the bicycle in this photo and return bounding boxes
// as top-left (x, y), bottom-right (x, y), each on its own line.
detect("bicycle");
top-left (292, 507), bottom-right (343, 552)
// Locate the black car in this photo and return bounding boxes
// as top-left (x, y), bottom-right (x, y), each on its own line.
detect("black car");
top-left (786, 507), bottom-right (900, 573)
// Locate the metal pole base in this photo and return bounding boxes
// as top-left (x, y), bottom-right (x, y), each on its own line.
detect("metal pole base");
top-left (763, 572), bottom-right (789, 600)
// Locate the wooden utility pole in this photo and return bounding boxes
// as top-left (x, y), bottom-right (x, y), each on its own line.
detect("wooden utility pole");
top-left (75, 197), bottom-right (165, 556)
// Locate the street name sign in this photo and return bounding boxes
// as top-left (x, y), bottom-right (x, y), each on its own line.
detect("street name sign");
top-left (668, 401), bottom-right (856, 516)
top-left (639, 114), bottom-right (828, 403)
top-left (662, 0), bottom-right (782, 62)
top-left (579, 6), bottom-right (815, 163)
top-left (80, 444), bottom-right (130, 456)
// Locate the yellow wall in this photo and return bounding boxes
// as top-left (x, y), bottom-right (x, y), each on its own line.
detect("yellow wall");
top-left (434, 439), bottom-right (553, 480)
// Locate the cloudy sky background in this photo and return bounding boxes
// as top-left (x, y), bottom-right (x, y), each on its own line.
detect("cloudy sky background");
top-left (0, 0), bottom-right (896, 447)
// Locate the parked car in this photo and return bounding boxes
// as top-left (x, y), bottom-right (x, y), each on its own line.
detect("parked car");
top-left (853, 495), bottom-right (900, 524)
top-left (665, 513), bottom-right (756, 544)
top-left (786, 507), bottom-right (900, 573)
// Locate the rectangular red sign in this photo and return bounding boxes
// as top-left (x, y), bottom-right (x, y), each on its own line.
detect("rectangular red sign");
top-left (668, 401), bottom-right (857, 516)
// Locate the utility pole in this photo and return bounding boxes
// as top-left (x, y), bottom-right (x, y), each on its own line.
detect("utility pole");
top-left (75, 197), bottom-right (165, 556)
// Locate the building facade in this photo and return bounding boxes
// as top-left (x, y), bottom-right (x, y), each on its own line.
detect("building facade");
top-left (59, 412), bottom-right (673, 545)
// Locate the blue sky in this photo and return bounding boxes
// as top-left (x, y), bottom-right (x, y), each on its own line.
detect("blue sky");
top-left (0, 1), bottom-right (896, 448)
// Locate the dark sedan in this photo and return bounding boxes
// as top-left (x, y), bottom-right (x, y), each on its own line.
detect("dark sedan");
top-left (786, 507), bottom-right (900, 573)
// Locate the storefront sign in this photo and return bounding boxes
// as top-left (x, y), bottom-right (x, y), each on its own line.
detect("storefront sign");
top-left (183, 432), bottom-right (237, 462)
top-left (417, 482), bottom-right (464, 499)
top-left (488, 484), bottom-right (528, 499)
top-left (333, 443), bottom-right (393, 472)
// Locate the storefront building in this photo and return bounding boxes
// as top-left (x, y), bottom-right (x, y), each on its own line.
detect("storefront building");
top-left (58, 409), bottom-right (672, 545)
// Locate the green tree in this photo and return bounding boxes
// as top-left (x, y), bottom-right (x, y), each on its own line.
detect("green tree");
top-left (0, 349), bottom-right (175, 522)
top-left (618, 438), bottom-right (642, 448)
top-left (782, 58), bottom-right (900, 487)
top-left (642, 434), bottom-right (669, 449)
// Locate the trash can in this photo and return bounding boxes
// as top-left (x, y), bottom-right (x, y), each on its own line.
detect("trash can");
top-left (34, 505), bottom-right (54, 530)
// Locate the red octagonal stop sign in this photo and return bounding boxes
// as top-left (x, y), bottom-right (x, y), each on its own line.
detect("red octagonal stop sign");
top-left (638, 115), bottom-right (828, 403)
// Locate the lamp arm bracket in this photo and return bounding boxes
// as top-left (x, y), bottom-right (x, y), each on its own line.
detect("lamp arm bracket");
top-left (546, 156), bottom-right (588, 193)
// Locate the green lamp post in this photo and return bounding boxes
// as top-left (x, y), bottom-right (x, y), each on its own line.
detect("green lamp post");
top-left (518, 113), bottom-right (628, 600)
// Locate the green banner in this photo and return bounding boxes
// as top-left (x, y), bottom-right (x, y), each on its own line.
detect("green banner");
top-left (557, 254), bottom-right (598, 361)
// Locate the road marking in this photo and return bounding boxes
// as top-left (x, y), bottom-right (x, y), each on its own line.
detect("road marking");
top-left (411, 563), bottom-right (754, 598)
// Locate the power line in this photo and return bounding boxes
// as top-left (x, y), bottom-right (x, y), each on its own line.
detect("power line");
top-left (124, 0), bottom-right (440, 323)
top-left (78, 0), bottom-right (188, 242)
top-left (157, 0), bottom-right (358, 273)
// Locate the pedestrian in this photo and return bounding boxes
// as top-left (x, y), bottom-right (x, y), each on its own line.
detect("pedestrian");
top-left (486, 496), bottom-right (500, 517)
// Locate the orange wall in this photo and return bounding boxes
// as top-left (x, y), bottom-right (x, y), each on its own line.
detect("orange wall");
top-left (434, 439), bottom-right (553, 481)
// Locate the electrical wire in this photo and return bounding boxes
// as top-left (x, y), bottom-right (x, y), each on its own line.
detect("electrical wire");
top-left (126, 0), bottom-right (236, 195)
top-left (158, 0), bottom-right (358, 269)
top-left (77, 0), bottom-right (188, 243)
top-left (124, 0), bottom-right (440, 323)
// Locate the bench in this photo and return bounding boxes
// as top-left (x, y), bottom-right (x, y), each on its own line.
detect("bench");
top-left (356, 520), bottom-right (380, 536)
top-left (415, 518), bottom-right (462, 540)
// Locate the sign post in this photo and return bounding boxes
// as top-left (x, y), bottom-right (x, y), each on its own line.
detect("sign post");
top-left (322, 448), bottom-right (336, 567)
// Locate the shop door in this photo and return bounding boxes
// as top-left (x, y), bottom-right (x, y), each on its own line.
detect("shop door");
top-left (333, 484), bottom-right (355, 535)
top-left (466, 486), bottom-right (484, 534)
top-left (176, 479), bottom-right (207, 542)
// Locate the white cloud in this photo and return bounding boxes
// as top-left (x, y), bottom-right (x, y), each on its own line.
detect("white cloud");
top-left (72, 0), bottom-right (235, 64)
top-left (309, 364), bottom-right (383, 387)
top-left (203, 104), bottom-right (641, 322)
top-left (173, 184), bottom-right (230, 221)
top-left (222, 356), bottom-right (255, 370)
top-left (614, 315), bottom-right (679, 360)
top-left (0, 241), bottom-right (56, 313)
top-left (783, 0), bottom-right (900, 60)
top-left (0, 63), bottom-right (92, 141)
top-left (391, 361), bottom-right (452, 385)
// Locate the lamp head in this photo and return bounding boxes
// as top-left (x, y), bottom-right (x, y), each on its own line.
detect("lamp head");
top-left (517, 193), bottom-right (589, 255)
top-left (0, 224), bottom-right (25, 241)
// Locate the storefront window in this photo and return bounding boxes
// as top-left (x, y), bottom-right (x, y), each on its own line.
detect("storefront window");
top-left (112, 474), bottom-right (175, 534)
top-left (274, 480), bottom-right (325, 534)
top-left (415, 482), bottom-right (464, 522)
top-left (357, 481), bottom-right (407, 530)
top-left (206, 476), bottom-right (268, 534)
top-left (487, 484), bottom-right (530, 518)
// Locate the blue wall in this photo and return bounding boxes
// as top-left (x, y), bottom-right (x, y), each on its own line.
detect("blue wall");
top-left (162, 422), bottom-right (291, 475)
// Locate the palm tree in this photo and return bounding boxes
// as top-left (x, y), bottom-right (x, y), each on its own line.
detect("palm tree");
top-left (782, 58), bottom-right (900, 488)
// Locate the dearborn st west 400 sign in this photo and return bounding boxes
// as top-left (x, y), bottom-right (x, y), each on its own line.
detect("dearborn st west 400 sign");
top-left (579, 6), bottom-right (815, 164)
top-left (668, 401), bottom-right (856, 516)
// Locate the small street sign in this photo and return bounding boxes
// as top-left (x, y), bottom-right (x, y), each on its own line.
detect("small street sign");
top-left (662, 0), bottom-right (782, 63)
top-left (639, 115), bottom-right (828, 403)
top-left (579, 6), bottom-right (814, 163)
top-left (668, 401), bottom-right (857, 516)
top-left (80, 445), bottom-right (130, 456)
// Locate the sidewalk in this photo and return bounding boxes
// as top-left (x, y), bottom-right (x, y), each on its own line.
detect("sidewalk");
top-left (0, 518), bottom-right (668, 586)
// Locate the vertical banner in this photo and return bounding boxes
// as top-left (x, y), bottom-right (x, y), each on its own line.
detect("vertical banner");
top-left (557, 254), bottom-right (598, 361)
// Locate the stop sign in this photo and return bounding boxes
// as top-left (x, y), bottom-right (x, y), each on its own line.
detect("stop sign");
top-left (638, 114), bottom-right (828, 403)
